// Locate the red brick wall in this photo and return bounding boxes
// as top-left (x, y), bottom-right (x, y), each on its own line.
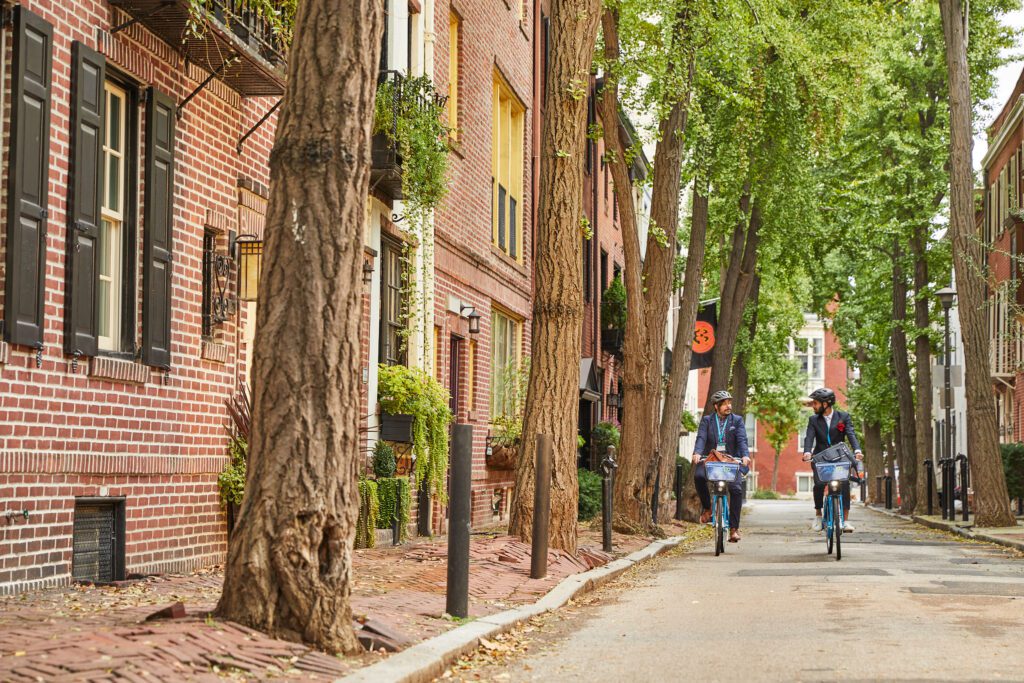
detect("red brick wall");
top-left (433, 0), bottom-right (537, 526)
top-left (0, 0), bottom-right (276, 593)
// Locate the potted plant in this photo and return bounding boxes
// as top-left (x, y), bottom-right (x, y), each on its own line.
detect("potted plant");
top-left (487, 360), bottom-right (529, 470)
top-left (601, 274), bottom-right (627, 356)
top-left (680, 409), bottom-right (699, 436)
top-left (218, 383), bottom-right (252, 536)
top-left (590, 420), bottom-right (621, 461)
top-left (377, 363), bottom-right (453, 501)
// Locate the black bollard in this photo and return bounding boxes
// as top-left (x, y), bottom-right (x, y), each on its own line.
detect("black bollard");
top-left (1018, 497), bottom-right (1023, 516)
top-left (884, 476), bottom-right (893, 510)
top-left (651, 466), bottom-right (660, 525)
top-left (602, 446), bottom-right (617, 553)
top-left (530, 434), bottom-right (553, 580)
top-left (417, 477), bottom-right (431, 537)
top-left (392, 512), bottom-right (401, 546)
top-left (674, 462), bottom-right (684, 521)
top-left (924, 460), bottom-right (934, 516)
top-left (445, 424), bottom-right (473, 618)
top-left (943, 458), bottom-right (956, 521)
top-left (957, 454), bottom-right (969, 522)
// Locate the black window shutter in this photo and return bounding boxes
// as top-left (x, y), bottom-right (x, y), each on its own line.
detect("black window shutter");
top-left (64, 42), bottom-right (105, 357)
top-left (4, 7), bottom-right (53, 348)
top-left (141, 87), bottom-right (175, 368)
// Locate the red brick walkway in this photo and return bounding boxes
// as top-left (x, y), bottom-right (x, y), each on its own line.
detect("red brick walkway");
top-left (0, 524), bottom-right (675, 681)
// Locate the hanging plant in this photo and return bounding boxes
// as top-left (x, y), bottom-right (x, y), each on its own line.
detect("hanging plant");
top-left (356, 478), bottom-right (379, 549)
top-left (601, 274), bottom-right (628, 330)
top-left (375, 476), bottom-right (412, 542)
top-left (378, 363), bottom-right (454, 502)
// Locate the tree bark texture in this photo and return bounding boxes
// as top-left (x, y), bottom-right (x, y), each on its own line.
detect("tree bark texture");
top-left (730, 274), bottom-right (760, 418)
top-left (912, 224), bottom-right (936, 514)
top-left (892, 240), bottom-right (919, 514)
top-left (939, 0), bottom-right (1016, 526)
top-left (702, 194), bottom-right (761, 414)
top-left (657, 187), bottom-right (709, 521)
top-left (863, 420), bottom-right (884, 505)
top-left (508, 0), bottom-right (601, 553)
top-left (215, 0), bottom-right (384, 654)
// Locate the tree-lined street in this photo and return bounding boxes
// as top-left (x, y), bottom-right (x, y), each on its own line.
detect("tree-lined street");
top-left (445, 502), bottom-right (1024, 682)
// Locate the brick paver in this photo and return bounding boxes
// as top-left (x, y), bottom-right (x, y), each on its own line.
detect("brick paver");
top-left (0, 524), bottom-right (677, 681)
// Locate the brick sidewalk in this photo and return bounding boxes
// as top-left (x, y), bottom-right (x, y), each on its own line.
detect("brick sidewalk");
top-left (0, 523), bottom-right (681, 681)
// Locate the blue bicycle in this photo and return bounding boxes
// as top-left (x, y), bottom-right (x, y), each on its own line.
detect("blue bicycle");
top-left (705, 460), bottom-right (743, 556)
top-left (815, 461), bottom-right (851, 561)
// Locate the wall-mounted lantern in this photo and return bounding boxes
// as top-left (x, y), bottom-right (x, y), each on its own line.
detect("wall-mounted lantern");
top-left (233, 233), bottom-right (263, 302)
top-left (460, 304), bottom-right (481, 335)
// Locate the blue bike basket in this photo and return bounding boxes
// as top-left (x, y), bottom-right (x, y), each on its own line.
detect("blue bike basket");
top-left (705, 462), bottom-right (742, 482)
top-left (815, 462), bottom-right (851, 482)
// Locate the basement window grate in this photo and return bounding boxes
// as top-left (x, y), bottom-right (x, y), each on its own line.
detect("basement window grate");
top-left (72, 499), bottom-right (126, 583)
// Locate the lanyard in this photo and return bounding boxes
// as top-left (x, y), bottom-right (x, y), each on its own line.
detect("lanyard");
top-left (825, 413), bottom-right (832, 446)
top-left (715, 414), bottom-right (727, 444)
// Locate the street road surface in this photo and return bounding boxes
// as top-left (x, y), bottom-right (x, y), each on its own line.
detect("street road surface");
top-left (446, 500), bottom-right (1024, 682)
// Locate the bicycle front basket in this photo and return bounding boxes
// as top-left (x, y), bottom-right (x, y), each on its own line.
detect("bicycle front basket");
top-left (705, 462), bottom-right (742, 482)
top-left (815, 462), bottom-right (851, 482)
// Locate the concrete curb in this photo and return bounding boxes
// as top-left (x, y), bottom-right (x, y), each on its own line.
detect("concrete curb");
top-left (338, 535), bottom-right (689, 683)
top-left (865, 504), bottom-right (1024, 553)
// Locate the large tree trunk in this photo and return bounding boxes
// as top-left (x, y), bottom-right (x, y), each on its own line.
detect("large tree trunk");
top-left (863, 421), bottom-right (884, 505)
top-left (657, 187), bottom-right (708, 521)
top-left (731, 274), bottom-right (761, 418)
top-left (912, 224), bottom-right (936, 514)
top-left (508, 0), bottom-right (601, 553)
top-left (215, 1), bottom-right (384, 653)
top-left (597, 8), bottom-right (690, 533)
top-left (702, 195), bottom-right (761, 414)
top-left (771, 449), bottom-right (781, 493)
top-left (892, 240), bottom-right (919, 514)
top-left (939, 0), bottom-right (1016, 526)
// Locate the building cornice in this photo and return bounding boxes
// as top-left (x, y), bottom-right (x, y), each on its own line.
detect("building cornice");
top-left (981, 95), bottom-right (1024, 171)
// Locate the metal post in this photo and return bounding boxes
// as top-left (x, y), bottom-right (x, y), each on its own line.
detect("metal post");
top-left (417, 478), bottom-right (431, 536)
top-left (1018, 497), bottom-right (1023, 516)
top-left (885, 476), bottom-right (893, 509)
top-left (942, 301), bottom-right (953, 512)
top-left (445, 424), bottom-right (473, 618)
top-left (602, 446), bottom-right (617, 553)
top-left (530, 434), bottom-right (552, 580)
top-left (651, 466), bottom-right (660, 525)
top-left (674, 462), bottom-right (684, 521)
top-left (392, 513), bottom-right (400, 546)
top-left (957, 454), bottom-right (969, 522)
top-left (924, 459), bottom-right (933, 516)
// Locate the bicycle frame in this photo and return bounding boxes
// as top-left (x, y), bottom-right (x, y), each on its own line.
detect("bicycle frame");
top-left (712, 481), bottom-right (731, 556)
top-left (822, 483), bottom-right (845, 561)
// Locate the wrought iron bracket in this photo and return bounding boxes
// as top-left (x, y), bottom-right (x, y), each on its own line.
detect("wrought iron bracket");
top-left (177, 55), bottom-right (239, 119)
top-left (391, 212), bottom-right (407, 224)
top-left (109, 0), bottom-right (175, 35)
top-left (237, 98), bottom-right (282, 153)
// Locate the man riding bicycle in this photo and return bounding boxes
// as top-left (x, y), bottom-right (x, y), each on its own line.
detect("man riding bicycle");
top-left (692, 390), bottom-right (751, 543)
top-left (801, 387), bottom-right (863, 532)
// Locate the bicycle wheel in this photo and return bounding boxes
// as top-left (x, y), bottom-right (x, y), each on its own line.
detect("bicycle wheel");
top-left (714, 496), bottom-right (724, 556)
top-left (833, 495), bottom-right (843, 561)
top-left (825, 500), bottom-right (834, 555)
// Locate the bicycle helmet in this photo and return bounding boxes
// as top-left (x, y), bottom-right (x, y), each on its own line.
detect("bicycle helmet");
top-left (710, 390), bottom-right (733, 405)
top-left (809, 387), bottom-right (836, 406)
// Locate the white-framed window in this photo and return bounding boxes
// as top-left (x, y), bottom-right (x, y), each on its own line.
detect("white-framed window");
top-left (796, 472), bottom-right (813, 494)
top-left (490, 308), bottom-right (522, 418)
top-left (791, 334), bottom-right (825, 390)
top-left (98, 82), bottom-right (127, 351)
top-left (744, 412), bottom-right (757, 452)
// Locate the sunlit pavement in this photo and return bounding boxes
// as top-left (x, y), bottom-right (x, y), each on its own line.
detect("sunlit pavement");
top-left (477, 499), bottom-right (1024, 682)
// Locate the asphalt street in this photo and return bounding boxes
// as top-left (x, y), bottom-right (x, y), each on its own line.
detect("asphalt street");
top-left (449, 500), bottom-right (1024, 682)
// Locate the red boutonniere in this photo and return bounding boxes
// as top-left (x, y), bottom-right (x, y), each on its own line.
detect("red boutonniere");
top-left (837, 422), bottom-right (846, 433)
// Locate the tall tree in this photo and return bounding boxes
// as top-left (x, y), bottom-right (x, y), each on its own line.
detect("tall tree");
top-left (912, 223), bottom-right (937, 513)
top-left (892, 240), bottom-right (920, 514)
top-left (938, 0), bottom-right (1016, 526)
top-left (508, 0), bottom-right (602, 553)
top-left (598, 3), bottom-right (694, 532)
top-left (216, 0), bottom-right (385, 652)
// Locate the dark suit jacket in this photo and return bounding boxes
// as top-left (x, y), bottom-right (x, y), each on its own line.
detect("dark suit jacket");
top-left (802, 410), bottom-right (862, 455)
top-left (693, 413), bottom-right (749, 459)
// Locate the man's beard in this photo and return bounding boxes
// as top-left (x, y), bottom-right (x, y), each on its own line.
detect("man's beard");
top-left (815, 405), bottom-right (828, 416)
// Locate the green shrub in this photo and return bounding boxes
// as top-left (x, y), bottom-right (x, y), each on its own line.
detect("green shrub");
top-left (753, 488), bottom-right (781, 500)
top-left (217, 435), bottom-right (247, 508)
top-left (376, 476), bottom-right (411, 542)
top-left (356, 479), bottom-right (379, 549)
top-left (372, 440), bottom-right (397, 479)
top-left (600, 274), bottom-right (627, 330)
top-left (591, 421), bottom-right (621, 457)
top-left (680, 409), bottom-right (699, 434)
top-left (578, 468), bottom-right (604, 521)
top-left (1000, 443), bottom-right (1024, 500)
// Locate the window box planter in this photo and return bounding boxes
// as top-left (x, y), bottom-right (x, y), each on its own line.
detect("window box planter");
top-left (486, 440), bottom-right (518, 470)
top-left (380, 412), bottom-right (415, 443)
top-left (601, 327), bottom-right (625, 356)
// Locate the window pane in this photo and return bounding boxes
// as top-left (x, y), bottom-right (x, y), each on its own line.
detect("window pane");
top-left (108, 92), bottom-right (122, 153)
top-left (107, 153), bottom-right (120, 213)
top-left (99, 219), bottom-right (111, 277)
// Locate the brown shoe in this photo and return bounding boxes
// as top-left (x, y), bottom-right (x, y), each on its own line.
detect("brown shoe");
top-left (700, 509), bottom-right (713, 524)
top-left (729, 530), bottom-right (741, 543)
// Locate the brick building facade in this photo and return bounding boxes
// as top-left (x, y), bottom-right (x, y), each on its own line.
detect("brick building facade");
top-left (0, 0), bottom-right (280, 593)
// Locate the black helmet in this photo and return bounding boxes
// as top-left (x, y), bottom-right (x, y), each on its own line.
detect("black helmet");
top-left (809, 388), bottom-right (836, 405)
top-left (710, 390), bottom-right (733, 405)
